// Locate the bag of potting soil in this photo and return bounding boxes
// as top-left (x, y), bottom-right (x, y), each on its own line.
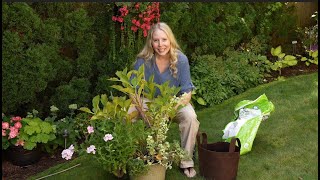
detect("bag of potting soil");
top-left (222, 94), bottom-right (275, 155)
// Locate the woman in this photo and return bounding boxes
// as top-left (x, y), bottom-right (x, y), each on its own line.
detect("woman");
top-left (128, 22), bottom-right (199, 178)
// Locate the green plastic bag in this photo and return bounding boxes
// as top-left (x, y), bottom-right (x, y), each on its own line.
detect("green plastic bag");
top-left (222, 94), bottom-right (275, 155)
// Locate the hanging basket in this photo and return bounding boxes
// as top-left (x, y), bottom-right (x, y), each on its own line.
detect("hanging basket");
top-left (6, 146), bottom-right (42, 166)
top-left (197, 132), bottom-right (241, 180)
top-left (130, 164), bottom-right (166, 180)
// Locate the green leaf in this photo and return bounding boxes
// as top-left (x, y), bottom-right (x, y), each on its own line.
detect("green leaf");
top-left (115, 69), bottom-right (131, 86)
top-left (286, 60), bottom-right (297, 66)
top-left (278, 53), bottom-right (285, 59)
top-left (284, 55), bottom-right (296, 61)
top-left (271, 46), bottom-right (282, 56)
top-left (110, 85), bottom-right (134, 94)
top-left (38, 134), bottom-right (50, 143)
top-left (311, 50), bottom-right (318, 58)
top-left (301, 57), bottom-right (307, 61)
top-left (101, 94), bottom-right (108, 106)
top-left (24, 142), bottom-right (37, 150)
top-left (40, 122), bottom-right (53, 134)
top-left (24, 126), bottom-right (41, 135)
top-left (92, 95), bottom-right (100, 113)
top-left (197, 97), bottom-right (206, 105)
top-left (79, 107), bottom-right (94, 114)
top-left (109, 77), bottom-right (120, 82)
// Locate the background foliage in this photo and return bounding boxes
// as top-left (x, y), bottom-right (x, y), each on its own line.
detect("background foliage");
top-left (2, 2), bottom-right (303, 117)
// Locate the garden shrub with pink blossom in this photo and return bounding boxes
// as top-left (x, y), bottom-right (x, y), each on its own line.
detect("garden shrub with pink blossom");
top-left (2, 111), bottom-right (57, 151)
top-left (2, 114), bottom-right (24, 150)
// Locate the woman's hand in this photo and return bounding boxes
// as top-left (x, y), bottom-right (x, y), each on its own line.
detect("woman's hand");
top-left (175, 91), bottom-right (192, 110)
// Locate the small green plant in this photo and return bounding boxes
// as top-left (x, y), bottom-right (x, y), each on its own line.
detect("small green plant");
top-left (44, 104), bottom-right (82, 154)
top-left (296, 11), bottom-right (318, 52)
top-left (19, 111), bottom-right (56, 150)
top-left (269, 45), bottom-right (298, 77)
top-left (297, 50), bottom-right (318, 66)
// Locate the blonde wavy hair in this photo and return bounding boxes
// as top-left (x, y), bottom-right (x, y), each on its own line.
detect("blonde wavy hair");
top-left (137, 22), bottom-right (182, 78)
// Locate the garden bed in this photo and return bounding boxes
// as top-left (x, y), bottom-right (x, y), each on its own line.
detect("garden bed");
top-left (2, 149), bottom-right (66, 180)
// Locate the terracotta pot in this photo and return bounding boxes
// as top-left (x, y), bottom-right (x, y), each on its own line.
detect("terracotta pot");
top-left (131, 164), bottom-right (166, 180)
top-left (6, 146), bottom-right (42, 166)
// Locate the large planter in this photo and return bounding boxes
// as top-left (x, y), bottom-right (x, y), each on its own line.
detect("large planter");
top-left (197, 132), bottom-right (241, 180)
top-left (131, 164), bottom-right (166, 180)
top-left (6, 146), bottom-right (42, 166)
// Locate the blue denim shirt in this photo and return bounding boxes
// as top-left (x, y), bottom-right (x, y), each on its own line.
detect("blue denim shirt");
top-left (133, 52), bottom-right (195, 97)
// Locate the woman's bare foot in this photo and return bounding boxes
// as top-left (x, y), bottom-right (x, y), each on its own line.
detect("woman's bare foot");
top-left (183, 167), bottom-right (196, 178)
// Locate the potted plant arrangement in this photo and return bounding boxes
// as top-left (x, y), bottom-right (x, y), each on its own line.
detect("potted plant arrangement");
top-left (62, 65), bottom-right (190, 179)
top-left (109, 65), bottom-right (190, 179)
top-left (2, 110), bottom-right (57, 166)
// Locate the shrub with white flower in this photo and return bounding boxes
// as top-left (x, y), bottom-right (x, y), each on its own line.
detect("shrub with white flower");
top-left (86, 145), bottom-right (96, 154)
top-left (76, 96), bottom-right (148, 178)
top-left (103, 134), bottom-right (113, 142)
top-left (61, 144), bottom-right (75, 160)
top-left (87, 126), bottom-right (94, 134)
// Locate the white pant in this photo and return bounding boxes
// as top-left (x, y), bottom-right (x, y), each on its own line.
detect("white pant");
top-left (128, 99), bottom-right (200, 168)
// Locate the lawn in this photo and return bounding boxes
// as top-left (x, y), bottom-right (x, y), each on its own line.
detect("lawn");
top-left (29, 72), bottom-right (318, 180)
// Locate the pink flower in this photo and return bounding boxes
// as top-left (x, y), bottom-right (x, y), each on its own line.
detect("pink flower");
top-left (87, 126), bottom-right (94, 134)
top-left (61, 144), bottom-right (75, 160)
top-left (86, 145), bottom-right (96, 154)
top-left (2, 129), bottom-right (6, 137)
top-left (14, 122), bottom-right (22, 129)
top-left (143, 30), bottom-right (148, 37)
top-left (61, 149), bottom-right (74, 160)
top-left (135, 3), bottom-right (140, 10)
top-left (103, 134), bottom-right (113, 142)
top-left (11, 116), bottom-right (22, 121)
top-left (121, 26), bottom-right (124, 30)
top-left (2, 122), bottom-right (9, 129)
top-left (8, 127), bottom-right (18, 139)
top-left (117, 17), bottom-right (124, 23)
top-left (112, 16), bottom-right (117, 22)
top-left (68, 144), bottom-right (75, 151)
top-left (15, 139), bottom-right (25, 146)
top-left (131, 26), bottom-right (138, 32)
top-left (145, 24), bottom-right (151, 31)
top-left (135, 20), bottom-right (141, 27)
top-left (120, 6), bottom-right (129, 16)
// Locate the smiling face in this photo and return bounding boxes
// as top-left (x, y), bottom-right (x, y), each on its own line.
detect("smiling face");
top-left (151, 29), bottom-right (171, 57)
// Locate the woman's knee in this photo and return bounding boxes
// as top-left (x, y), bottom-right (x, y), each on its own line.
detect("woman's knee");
top-left (178, 105), bottom-right (198, 124)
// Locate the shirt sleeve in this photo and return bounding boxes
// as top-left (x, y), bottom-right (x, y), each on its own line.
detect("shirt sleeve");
top-left (178, 55), bottom-right (195, 95)
top-left (133, 58), bottom-right (144, 70)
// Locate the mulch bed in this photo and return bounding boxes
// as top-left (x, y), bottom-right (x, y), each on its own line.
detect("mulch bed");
top-left (2, 149), bottom-right (67, 180)
top-left (1, 63), bottom-right (318, 180)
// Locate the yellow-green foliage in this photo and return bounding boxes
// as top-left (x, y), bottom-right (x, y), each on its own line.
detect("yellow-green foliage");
top-left (19, 117), bottom-right (56, 150)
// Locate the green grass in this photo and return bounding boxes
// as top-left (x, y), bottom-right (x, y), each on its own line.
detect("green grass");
top-left (29, 73), bottom-right (318, 180)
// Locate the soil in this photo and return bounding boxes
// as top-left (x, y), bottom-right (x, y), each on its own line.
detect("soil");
top-left (2, 148), bottom-right (68, 180)
top-left (1, 62), bottom-right (318, 180)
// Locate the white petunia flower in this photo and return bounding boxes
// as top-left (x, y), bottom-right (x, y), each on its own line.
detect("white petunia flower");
top-left (86, 145), bottom-right (96, 154)
top-left (103, 134), bottom-right (113, 142)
